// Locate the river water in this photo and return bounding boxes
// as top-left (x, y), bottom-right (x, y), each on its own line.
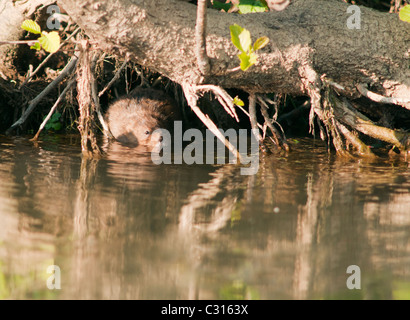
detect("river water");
top-left (0, 134), bottom-right (409, 300)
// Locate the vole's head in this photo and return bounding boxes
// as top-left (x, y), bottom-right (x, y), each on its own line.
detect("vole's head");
top-left (115, 107), bottom-right (166, 151)
top-left (106, 90), bottom-right (179, 152)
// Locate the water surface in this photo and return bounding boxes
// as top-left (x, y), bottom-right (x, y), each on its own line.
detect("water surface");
top-left (0, 134), bottom-right (409, 300)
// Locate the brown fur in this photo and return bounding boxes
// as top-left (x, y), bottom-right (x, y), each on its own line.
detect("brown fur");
top-left (105, 88), bottom-right (179, 150)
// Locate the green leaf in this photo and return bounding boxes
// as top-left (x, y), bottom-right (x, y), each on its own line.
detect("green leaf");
top-left (230, 24), bottom-right (252, 53)
top-left (38, 31), bottom-right (60, 53)
top-left (30, 42), bottom-right (41, 51)
top-left (238, 52), bottom-right (251, 70)
top-left (399, 5), bottom-right (410, 23)
top-left (44, 112), bottom-right (62, 131)
top-left (248, 51), bottom-right (258, 65)
top-left (45, 121), bottom-right (52, 130)
top-left (238, 28), bottom-right (252, 53)
top-left (253, 36), bottom-right (269, 51)
top-left (52, 122), bottom-right (62, 131)
top-left (45, 121), bottom-right (62, 131)
top-left (230, 24), bottom-right (246, 53)
top-left (238, 0), bottom-right (268, 14)
top-left (51, 112), bottom-right (62, 122)
top-left (21, 19), bottom-right (41, 34)
top-left (233, 96), bottom-right (245, 107)
top-left (259, 0), bottom-right (268, 7)
top-left (238, 51), bottom-right (258, 71)
top-left (212, 1), bottom-right (231, 12)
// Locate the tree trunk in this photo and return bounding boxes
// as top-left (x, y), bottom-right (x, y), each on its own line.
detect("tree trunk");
top-left (56, 0), bottom-right (409, 106)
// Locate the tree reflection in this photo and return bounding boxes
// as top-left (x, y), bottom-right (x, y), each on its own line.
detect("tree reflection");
top-left (0, 137), bottom-right (410, 299)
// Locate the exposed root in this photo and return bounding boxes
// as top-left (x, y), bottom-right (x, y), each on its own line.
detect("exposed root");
top-left (98, 56), bottom-right (128, 98)
top-left (333, 120), bottom-right (374, 157)
top-left (299, 64), bottom-right (344, 154)
top-left (194, 84), bottom-right (239, 121)
top-left (331, 93), bottom-right (410, 153)
top-left (76, 40), bottom-right (102, 157)
top-left (356, 83), bottom-right (410, 108)
top-left (257, 94), bottom-right (290, 151)
top-left (182, 83), bottom-right (244, 162)
top-left (31, 77), bottom-right (77, 141)
top-left (6, 51), bottom-right (79, 135)
top-left (90, 52), bottom-right (111, 138)
top-left (232, 97), bottom-right (270, 133)
top-left (298, 63), bottom-right (410, 159)
top-left (193, 85), bottom-right (290, 153)
top-left (248, 93), bottom-right (263, 144)
top-left (299, 65), bottom-right (329, 141)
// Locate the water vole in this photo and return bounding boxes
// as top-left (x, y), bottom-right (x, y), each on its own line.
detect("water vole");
top-left (105, 88), bottom-right (179, 150)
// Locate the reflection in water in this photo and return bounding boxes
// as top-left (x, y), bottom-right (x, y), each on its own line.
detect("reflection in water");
top-left (0, 135), bottom-right (410, 299)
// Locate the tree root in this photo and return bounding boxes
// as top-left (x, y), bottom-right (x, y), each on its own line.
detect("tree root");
top-left (194, 84), bottom-right (239, 121)
top-left (299, 62), bottom-right (410, 159)
top-left (257, 94), bottom-right (290, 152)
top-left (183, 81), bottom-right (291, 160)
top-left (91, 52), bottom-right (111, 139)
top-left (300, 64), bottom-right (410, 159)
top-left (331, 93), bottom-right (410, 154)
top-left (248, 93), bottom-right (289, 152)
top-left (182, 82), bottom-right (244, 162)
top-left (248, 93), bottom-right (263, 144)
top-left (5, 51), bottom-right (79, 135)
top-left (356, 84), bottom-right (410, 109)
top-left (31, 77), bottom-right (77, 141)
top-left (98, 56), bottom-right (127, 98)
top-left (76, 40), bottom-right (102, 157)
top-left (333, 120), bottom-right (374, 157)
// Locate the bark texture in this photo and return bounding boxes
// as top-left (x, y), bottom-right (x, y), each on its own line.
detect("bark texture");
top-left (56, 0), bottom-right (409, 104)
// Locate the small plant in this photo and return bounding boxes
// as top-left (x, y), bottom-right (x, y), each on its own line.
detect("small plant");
top-left (211, 0), bottom-right (231, 12)
top-left (233, 96), bottom-right (245, 107)
top-left (21, 19), bottom-right (60, 53)
top-left (44, 112), bottom-right (62, 131)
top-left (399, 5), bottom-right (410, 23)
top-left (236, 0), bottom-right (268, 14)
top-left (212, 0), bottom-right (269, 14)
top-left (229, 24), bottom-right (269, 71)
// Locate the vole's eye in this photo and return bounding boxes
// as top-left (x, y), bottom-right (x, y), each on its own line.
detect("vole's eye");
top-left (145, 130), bottom-right (150, 135)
